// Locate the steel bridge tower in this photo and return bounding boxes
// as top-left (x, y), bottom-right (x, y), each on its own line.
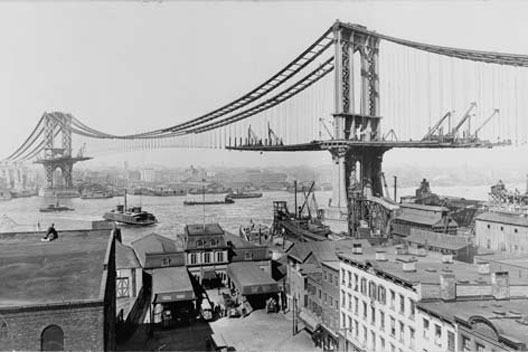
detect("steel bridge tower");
top-left (35, 112), bottom-right (91, 197)
top-left (324, 22), bottom-right (387, 232)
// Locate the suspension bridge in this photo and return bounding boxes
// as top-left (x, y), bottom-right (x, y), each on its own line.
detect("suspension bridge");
top-left (4, 20), bottom-right (528, 236)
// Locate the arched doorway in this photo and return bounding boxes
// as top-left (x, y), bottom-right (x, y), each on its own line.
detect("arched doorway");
top-left (41, 325), bottom-right (64, 351)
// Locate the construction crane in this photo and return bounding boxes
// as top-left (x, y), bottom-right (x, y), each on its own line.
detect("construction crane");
top-left (473, 108), bottom-right (499, 139)
top-left (247, 125), bottom-right (260, 145)
top-left (380, 172), bottom-right (391, 200)
top-left (383, 129), bottom-right (398, 141)
top-left (447, 102), bottom-right (477, 140)
top-left (267, 122), bottom-right (281, 145)
top-left (319, 118), bottom-right (334, 139)
top-left (422, 111), bottom-right (454, 140)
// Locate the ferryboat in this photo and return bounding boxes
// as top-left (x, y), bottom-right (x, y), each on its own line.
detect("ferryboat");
top-left (103, 190), bottom-right (157, 226)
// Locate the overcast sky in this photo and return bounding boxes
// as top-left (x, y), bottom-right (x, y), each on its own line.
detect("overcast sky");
top-left (1, 1), bottom-right (528, 169)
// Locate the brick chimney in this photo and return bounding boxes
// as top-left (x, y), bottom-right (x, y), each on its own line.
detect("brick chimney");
top-left (491, 271), bottom-right (510, 300)
top-left (352, 243), bottom-right (363, 255)
top-left (401, 258), bottom-right (416, 272)
top-left (477, 261), bottom-right (490, 275)
top-left (442, 254), bottom-right (454, 264)
top-left (375, 250), bottom-right (387, 261)
top-left (440, 274), bottom-right (456, 301)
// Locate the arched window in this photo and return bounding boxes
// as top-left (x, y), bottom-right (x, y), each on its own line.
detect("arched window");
top-left (41, 325), bottom-right (64, 351)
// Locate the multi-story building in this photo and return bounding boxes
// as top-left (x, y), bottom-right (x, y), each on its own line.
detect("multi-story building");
top-left (337, 243), bottom-right (528, 352)
top-left (321, 260), bottom-right (341, 351)
top-left (475, 211), bottom-right (528, 254)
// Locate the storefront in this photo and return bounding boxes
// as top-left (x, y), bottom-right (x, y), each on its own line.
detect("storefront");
top-left (151, 267), bottom-right (196, 327)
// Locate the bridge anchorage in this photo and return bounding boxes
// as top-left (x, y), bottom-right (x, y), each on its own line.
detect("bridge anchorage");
top-left (34, 112), bottom-right (91, 198)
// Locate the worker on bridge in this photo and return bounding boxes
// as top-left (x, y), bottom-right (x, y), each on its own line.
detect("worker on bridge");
top-left (41, 223), bottom-right (58, 242)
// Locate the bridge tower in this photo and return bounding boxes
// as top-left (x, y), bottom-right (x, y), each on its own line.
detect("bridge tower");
top-left (35, 112), bottom-right (91, 198)
top-left (325, 22), bottom-right (388, 234)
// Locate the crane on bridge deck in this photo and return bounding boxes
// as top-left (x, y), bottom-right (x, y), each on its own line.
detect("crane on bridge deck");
top-left (422, 110), bottom-right (454, 141)
top-left (446, 102), bottom-right (477, 141)
top-left (472, 108), bottom-right (500, 140)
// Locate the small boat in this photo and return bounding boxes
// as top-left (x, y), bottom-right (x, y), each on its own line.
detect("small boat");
top-left (183, 196), bottom-right (235, 206)
top-left (103, 190), bottom-right (157, 226)
top-left (227, 191), bottom-right (263, 199)
top-left (40, 201), bottom-right (74, 213)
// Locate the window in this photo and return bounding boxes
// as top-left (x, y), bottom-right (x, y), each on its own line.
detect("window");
top-left (500, 226), bottom-right (504, 231)
top-left (319, 289), bottom-right (322, 299)
top-left (330, 298), bottom-right (333, 308)
top-left (210, 239), bottom-right (217, 246)
top-left (354, 297), bottom-right (359, 315)
top-left (487, 224), bottom-right (490, 229)
top-left (341, 269), bottom-right (346, 284)
top-left (380, 337), bottom-right (385, 352)
top-left (461, 335), bottom-right (471, 352)
top-left (399, 294), bottom-right (405, 314)
top-left (335, 274), bottom-right (339, 287)
top-left (161, 257), bottom-right (171, 267)
top-left (341, 313), bottom-right (346, 328)
top-left (324, 293), bottom-right (327, 304)
top-left (216, 251), bottom-right (224, 262)
top-left (515, 228), bottom-right (518, 233)
top-left (244, 252), bottom-right (254, 260)
top-left (347, 293), bottom-right (352, 311)
top-left (447, 331), bottom-right (455, 352)
top-left (348, 271), bottom-right (352, 288)
top-left (409, 327), bottom-right (415, 347)
top-left (41, 325), bottom-right (64, 351)
top-left (354, 274), bottom-right (359, 291)
top-left (204, 252), bottom-right (211, 263)
top-left (342, 290), bottom-right (346, 306)
top-left (329, 274), bottom-right (333, 284)
top-left (371, 331), bottom-right (376, 350)
top-left (409, 299), bottom-right (416, 319)
top-left (399, 321), bottom-right (405, 343)
top-left (196, 240), bottom-right (203, 247)
top-left (190, 253), bottom-right (197, 264)
top-left (116, 277), bottom-right (130, 298)
top-left (360, 278), bottom-right (367, 294)
top-left (475, 343), bottom-right (485, 352)
top-left (348, 316), bottom-right (352, 329)
top-left (435, 324), bottom-right (442, 346)
top-left (354, 321), bottom-right (359, 337)
top-left (380, 311), bottom-right (385, 331)
top-left (370, 306), bottom-right (376, 325)
top-left (363, 302), bottom-right (367, 319)
top-left (369, 281), bottom-right (377, 300)
top-left (423, 318), bottom-right (430, 338)
top-left (390, 290), bottom-right (396, 309)
top-left (378, 286), bottom-right (386, 305)
top-left (390, 343), bottom-right (395, 352)
top-left (324, 270), bottom-right (327, 281)
top-left (390, 317), bottom-right (396, 336)
top-left (363, 326), bottom-right (367, 346)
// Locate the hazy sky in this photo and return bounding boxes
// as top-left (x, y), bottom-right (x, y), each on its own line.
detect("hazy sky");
top-left (2, 1), bottom-right (528, 169)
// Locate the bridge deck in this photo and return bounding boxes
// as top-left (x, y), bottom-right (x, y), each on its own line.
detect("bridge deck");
top-left (225, 139), bottom-right (501, 152)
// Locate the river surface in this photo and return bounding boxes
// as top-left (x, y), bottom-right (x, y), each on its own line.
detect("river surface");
top-left (0, 183), bottom-right (519, 244)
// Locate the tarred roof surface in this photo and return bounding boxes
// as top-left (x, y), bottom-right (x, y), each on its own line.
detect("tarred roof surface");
top-left (0, 229), bottom-right (111, 308)
top-left (227, 262), bottom-right (279, 295)
top-left (152, 267), bottom-right (195, 303)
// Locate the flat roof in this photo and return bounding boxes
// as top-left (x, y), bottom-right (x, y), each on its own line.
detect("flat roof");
top-left (406, 229), bottom-right (471, 251)
top-left (227, 262), bottom-right (279, 295)
top-left (338, 246), bottom-right (528, 286)
top-left (400, 203), bottom-right (449, 212)
top-left (152, 267), bottom-right (195, 303)
top-left (185, 223), bottom-right (224, 236)
top-left (0, 229), bottom-right (111, 308)
top-left (418, 298), bottom-right (528, 345)
top-left (476, 211), bottom-right (528, 227)
top-left (131, 233), bottom-right (183, 267)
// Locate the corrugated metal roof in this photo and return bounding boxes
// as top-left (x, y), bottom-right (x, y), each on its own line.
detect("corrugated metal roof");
top-left (152, 267), bottom-right (195, 303)
top-left (227, 262), bottom-right (279, 295)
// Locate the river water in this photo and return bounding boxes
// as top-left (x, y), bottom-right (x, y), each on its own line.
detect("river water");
top-left (0, 183), bottom-right (519, 244)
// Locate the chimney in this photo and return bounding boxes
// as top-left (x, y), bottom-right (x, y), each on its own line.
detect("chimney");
top-left (440, 274), bottom-right (456, 300)
top-left (442, 254), bottom-right (454, 264)
top-left (352, 243), bottom-right (363, 255)
top-left (478, 261), bottom-right (490, 275)
top-left (375, 251), bottom-right (387, 261)
top-left (401, 258), bottom-right (416, 272)
top-left (491, 271), bottom-right (510, 300)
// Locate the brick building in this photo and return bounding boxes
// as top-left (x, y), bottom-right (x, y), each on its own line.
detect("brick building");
top-left (392, 203), bottom-right (458, 237)
top-left (475, 211), bottom-right (528, 254)
top-left (0, 229), bottom-right (116, 351)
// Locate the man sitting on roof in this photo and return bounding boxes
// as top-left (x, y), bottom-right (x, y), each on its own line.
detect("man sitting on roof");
top-left (41, 223), bottom-right (58, 242)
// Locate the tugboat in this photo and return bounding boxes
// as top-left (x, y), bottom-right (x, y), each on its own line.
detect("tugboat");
top-left (40, 200), bottom-right (74, 213)
top-left (103, 190), bottom-right (157, 226)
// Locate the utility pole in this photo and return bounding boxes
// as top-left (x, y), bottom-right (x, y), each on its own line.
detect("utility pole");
top-left (393, 176), bottom-right (398, 203)
top-left (292, 296), bottom-right (297, 336)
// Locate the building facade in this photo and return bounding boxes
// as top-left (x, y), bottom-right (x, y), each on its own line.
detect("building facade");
top-left (475, 211), bottom-right (528, 255)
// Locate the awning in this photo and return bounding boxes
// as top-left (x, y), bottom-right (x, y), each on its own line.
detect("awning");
top-left (152, 267), bottom-right (196, 304)
top-left (227, 262), bottom-right (279, 296)
top-left (299, 310), bottom-right (321, 332)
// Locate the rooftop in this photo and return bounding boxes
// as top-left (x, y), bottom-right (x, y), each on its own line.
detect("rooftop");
top-left (288, 239), bottom-right (371, 264)
top-left (394, 212), bottom-right (455, 227)
top-left (131, 233), bottom-right (183, 267)
top-left (419, 298), bottom-right (528, 346)
top-left (400, 203), bottom-right (449, 212)
top-left (0, 229), bottom-right (112, 308)
top-left (338, 245), bottom-right (528, 286)
top-left (476, 211), bottom-right (528, 227)
top-left (185, 223), bottom-right (225, 237)
top-left (116, 240), bottom-right (140, 269)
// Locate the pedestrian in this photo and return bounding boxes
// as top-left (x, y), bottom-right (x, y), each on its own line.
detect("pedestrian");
top-left (41, 223), bottom-right (58, 242)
